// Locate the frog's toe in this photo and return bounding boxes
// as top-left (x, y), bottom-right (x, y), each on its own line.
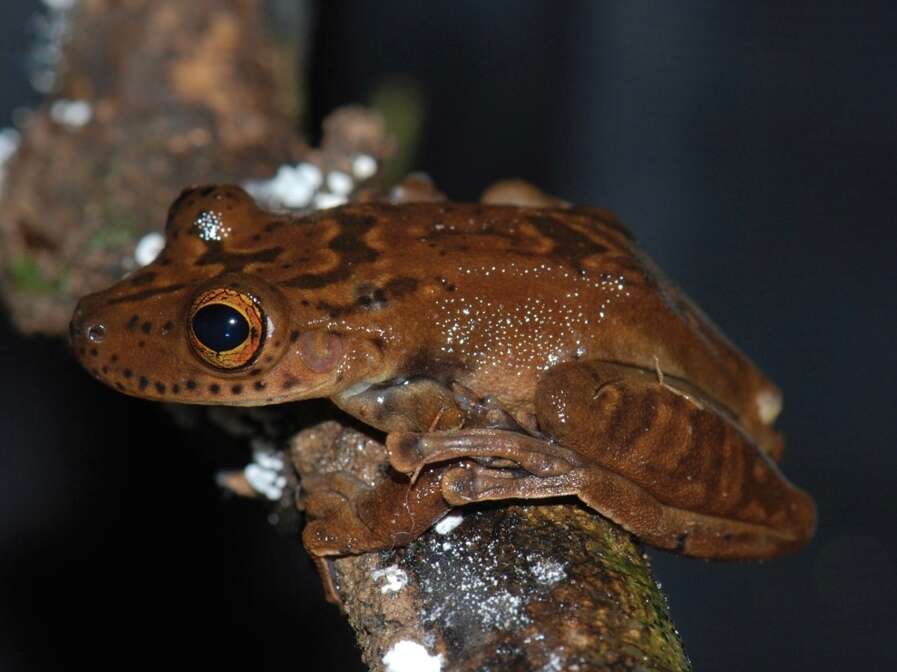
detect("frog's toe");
top-left (441, 463), bottom-right (581, 506)
top-left (385, 432), bottom-right (426, 476)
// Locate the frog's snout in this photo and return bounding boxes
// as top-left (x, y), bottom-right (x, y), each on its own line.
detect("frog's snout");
top-left (69, 298), bottom-right (106, 351)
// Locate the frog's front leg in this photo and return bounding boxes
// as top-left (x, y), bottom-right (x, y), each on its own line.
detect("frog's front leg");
top-left (301, 464), bottom-right (456, 603)
top-left (388, 361), bottom-right (816, 560)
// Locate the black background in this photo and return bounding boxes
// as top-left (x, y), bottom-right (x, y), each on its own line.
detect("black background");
top-left (2, 2), bottom-right (896, 670)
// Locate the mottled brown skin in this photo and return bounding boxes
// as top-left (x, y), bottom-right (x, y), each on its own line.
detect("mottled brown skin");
top-left (70, 182), bottom-right (815, 587)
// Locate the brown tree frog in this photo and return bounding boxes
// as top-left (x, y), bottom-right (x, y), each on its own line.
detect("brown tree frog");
top-left (70, 180), bottom-right (816, 582)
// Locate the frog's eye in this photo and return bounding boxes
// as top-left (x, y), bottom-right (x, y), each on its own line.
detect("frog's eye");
top-left (188, 288), bottom-right (264, 369)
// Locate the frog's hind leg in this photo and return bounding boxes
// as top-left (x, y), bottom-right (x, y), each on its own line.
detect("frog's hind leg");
top-left (387, 359), bottom-right (816, 560)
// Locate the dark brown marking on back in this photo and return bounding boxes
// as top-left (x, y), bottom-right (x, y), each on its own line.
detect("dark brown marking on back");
top-left (161, 321), bottom-right (174, 335)
top-left (281, 376), bottom-right (299, 390)
top-left (528, 214), bottom-right (608, 272)
top-left (209, 383), bottom-right (221, 394)
top-left (254, 380), bottom-right (266, 390)
top-left (285, 213), bottom-right (379, 289)
top-left (141, 321), bottom-right (152, 334)
top-left (385, 276), bottom-right (419, 299)
top-left (126, 315), bottom-right (140, 331)
top-left (129, 272), bottom-right (157, 286)
top-left (106, 284), bottom-right (187, 306)
top-left (186, 380), bottom-right (197, 390)
top-left (195, 242), bottom-right (284, 273)
top-left (231, 384), bottom-right (243, 395)
top-left (569, 206), bottom-right (635, 241)
top-left (154, 382), bottom-right (166, 394)
top-left (138, 376), bottom-right (149, 391)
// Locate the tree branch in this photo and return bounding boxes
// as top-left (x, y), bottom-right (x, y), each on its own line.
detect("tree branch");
top-left (0, 2), bottom-right (690, 670)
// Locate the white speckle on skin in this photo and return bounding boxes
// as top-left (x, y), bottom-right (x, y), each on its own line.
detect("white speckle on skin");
top-left (382, 640), bottom-right (443, 672)
top-left (193, 210), bottom-right (230, 241)
top-left (352, 154), bottom-right (377, 180)
top-left (434, 513), bottom-right (464, 535)
top-left (326, 170), bottom-right (353, 195)
top-left (371, 565), bottom-right (409, 593)
top-left (49, 99), bottom-right (92, 127)
top-left (133, 232), bottom-right (164, 266)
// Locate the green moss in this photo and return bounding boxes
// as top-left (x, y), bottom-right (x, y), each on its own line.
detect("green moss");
top-left (598, 528), bottom-right (691, 672)
top-left (7, 255), bottom-right (68, 294)
top-left (87, 208), bottom-right (138, 249)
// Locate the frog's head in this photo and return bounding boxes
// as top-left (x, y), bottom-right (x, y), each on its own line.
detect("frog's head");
top-left (70, 185), bottom-right (376, 406)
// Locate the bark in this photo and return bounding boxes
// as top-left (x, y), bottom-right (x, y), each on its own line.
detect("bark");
top-left (290, 421), bottom-right (689, 672)
top-left (0, 2), bottom-right (690, 670)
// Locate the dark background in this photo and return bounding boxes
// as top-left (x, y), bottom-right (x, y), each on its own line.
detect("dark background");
top-left (3, 1), bottom-right (896, 670)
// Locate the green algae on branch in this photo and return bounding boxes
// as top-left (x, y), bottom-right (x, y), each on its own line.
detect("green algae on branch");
top-left (7, 255), bottom-right (68, 294)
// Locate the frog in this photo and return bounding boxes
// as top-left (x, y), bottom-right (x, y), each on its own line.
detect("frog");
top-left (69, 179), bottom-right (816, 595)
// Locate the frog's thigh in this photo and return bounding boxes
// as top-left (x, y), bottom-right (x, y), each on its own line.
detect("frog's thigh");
top-left (534, 360), bottom-right (816, 559)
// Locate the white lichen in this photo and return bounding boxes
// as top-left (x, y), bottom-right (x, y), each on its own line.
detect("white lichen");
top-left (312, 192), bottom-right (347, 210)
top-left (419, 524), bottom-right (533, 633)
top-left (49, 99), bottom-right (92, 128)
top-left (42, 0), bottom-right (77, 9)
top-left (434, 513), bottom-right (464, 535)
top-left (352, 154), bottom-right (377, 180)
top-left (0, 128), bottom-right (21, 193)
top-left (243, 448), bottom-right (286, 501)
top-left (243, 161), bottom-right (330, 210)
top-left (326, 170), bottom-right (353, 195)
top-left (371, 565), bottom-right (409, 594)
top-left (133, 232), bottom-right (164, 266)
top-left (382, 640), bottom-right (443, 672)
top-left (529, 555), bottom-right (567, 586)
top-left (30, 1), bottom-right (76, 93)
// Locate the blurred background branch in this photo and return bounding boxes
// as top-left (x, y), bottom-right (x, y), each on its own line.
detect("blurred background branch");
top-left (0, 1), bottom-right (688, 670)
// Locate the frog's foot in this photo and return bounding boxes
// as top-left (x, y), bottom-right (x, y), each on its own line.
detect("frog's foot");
top-left (301, 466), bottom-right (453, 597)
top-left (300, 471), bottom-right (385, 606)
top-left (386, 428), bottom-right (581, 483)
top-left (301, 471), bottom-right (386, 557)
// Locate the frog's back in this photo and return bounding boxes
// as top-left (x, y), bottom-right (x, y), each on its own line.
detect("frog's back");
top-left (295, 202), bottom-right (779, 444)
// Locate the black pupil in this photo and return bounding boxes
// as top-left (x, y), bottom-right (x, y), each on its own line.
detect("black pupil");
top-left (192, 303), bottom-right (250, 353)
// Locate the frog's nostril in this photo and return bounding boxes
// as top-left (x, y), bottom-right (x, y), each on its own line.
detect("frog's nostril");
top-left (87, 323), bottom-right (106, 343)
